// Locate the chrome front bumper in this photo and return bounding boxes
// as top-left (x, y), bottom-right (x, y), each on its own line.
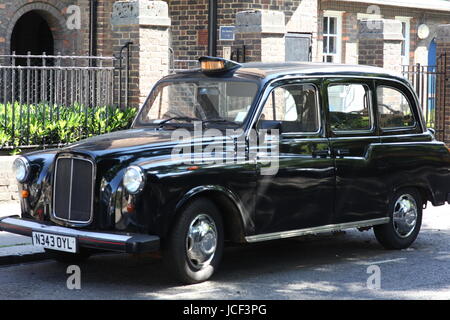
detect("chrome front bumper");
top-left (0, 216), bottom-right (160, 253)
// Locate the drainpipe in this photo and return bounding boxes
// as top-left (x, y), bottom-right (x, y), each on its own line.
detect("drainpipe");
top-left (208, 0), bottom-right (217, 57)
top-left (89, 0), bottom-right (98, 64)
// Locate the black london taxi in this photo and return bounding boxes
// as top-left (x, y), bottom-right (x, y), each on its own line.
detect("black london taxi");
top-left (2, 57), bottom-right (450, 284)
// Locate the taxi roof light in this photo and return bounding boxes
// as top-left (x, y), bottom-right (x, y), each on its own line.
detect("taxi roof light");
top-left (199, 56), bottom-right (241, 73)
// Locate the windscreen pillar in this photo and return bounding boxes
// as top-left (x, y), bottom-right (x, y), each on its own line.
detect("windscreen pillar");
top-left (358, 19), bottom-right (403, 74)
top-left (235, 10), bottom-right (286, 63)
top-left (434, 25), bottom-right (450, 143)
top-left (111, 0), bottom-right (171, 107)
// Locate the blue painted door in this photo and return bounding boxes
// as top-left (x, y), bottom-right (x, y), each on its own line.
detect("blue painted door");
top-left (428, 39), bottom-right (437, 126)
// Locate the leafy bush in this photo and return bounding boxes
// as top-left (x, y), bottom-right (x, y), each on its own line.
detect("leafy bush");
top-left (0, 102), bottom-right (137, 150)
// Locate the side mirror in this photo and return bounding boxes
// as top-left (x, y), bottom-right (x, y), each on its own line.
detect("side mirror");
top-left (428, 128), bottom-right (436, 138)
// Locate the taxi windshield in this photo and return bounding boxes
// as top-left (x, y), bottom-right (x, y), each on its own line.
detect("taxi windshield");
top-left (134, 79), bottom-right (259, 128)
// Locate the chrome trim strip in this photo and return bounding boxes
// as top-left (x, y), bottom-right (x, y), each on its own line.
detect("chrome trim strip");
top-left (52, 154), bottom-right (95, 226)
top-left (380, 133), bottom-right (434, 140)
top-left (68, 159), bottom-right (74, 221)
top-left (245, 217), bottom-right (390, 243)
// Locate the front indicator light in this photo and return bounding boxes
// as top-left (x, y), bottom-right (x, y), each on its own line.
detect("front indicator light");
top-left (126, 203), bottom-right (135, 213)
top-left (123, 166), bottom-right (145, 194)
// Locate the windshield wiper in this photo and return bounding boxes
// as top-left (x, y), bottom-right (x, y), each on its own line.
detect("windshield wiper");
top-left (157, 116), bottom-right (202, 128)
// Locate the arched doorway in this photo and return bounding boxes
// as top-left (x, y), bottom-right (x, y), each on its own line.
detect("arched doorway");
top-left (10, 11), bottom-right (54, 65)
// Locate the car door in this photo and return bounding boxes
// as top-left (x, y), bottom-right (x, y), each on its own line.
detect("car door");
top-left (325, 78), bottom-right (385, 224)
top-left (375, 80), bottom-right (433, 207)
top-left (253, 79), bottom-right (335, 235)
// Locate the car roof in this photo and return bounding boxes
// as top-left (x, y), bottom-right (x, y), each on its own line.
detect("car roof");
top-left (237, 62), bottom-right (404, 80)
top-left (170, 62), bottom-right (409, 85)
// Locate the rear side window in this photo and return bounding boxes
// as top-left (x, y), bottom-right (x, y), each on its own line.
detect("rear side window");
top-left (327, 84), bottom-right (372, 132)
top-left (377, 86), bottom-right (415, 129)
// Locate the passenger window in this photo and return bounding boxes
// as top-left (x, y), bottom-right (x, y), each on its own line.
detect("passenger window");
top-left (377, 86), bottom-right (415, 128)
top-left (260, 84), bottom-right (319, 133)
top-left (327, 84), bottom-right (372, 132)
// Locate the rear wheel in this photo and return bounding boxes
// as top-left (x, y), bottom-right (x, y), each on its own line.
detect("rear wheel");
top-left (163, 198), bottom-right (224, 284)
top-left (374, 188), bottom-right (422, 250)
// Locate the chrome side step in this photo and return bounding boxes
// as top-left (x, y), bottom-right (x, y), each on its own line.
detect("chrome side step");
top-left (245, 217), bottom-right (390, 243)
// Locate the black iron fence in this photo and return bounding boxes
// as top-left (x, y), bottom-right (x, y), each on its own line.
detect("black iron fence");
top-left (0, 50), bottom-right (133, 150)
top-left (401, 54), bottom-right (448, 135)
top-left (0, 54), bottom-right (115, 108)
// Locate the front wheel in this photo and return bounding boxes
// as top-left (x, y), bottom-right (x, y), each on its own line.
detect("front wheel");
top-left (163, 198), bottom-right (224, 284)
top-left (374, 188), bottom-right (422, 250)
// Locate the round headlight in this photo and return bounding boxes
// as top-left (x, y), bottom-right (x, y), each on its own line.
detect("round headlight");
top-left (123, 166), bottom-right (145, 194)
top-left (12, 157), bottom-right (30, 183)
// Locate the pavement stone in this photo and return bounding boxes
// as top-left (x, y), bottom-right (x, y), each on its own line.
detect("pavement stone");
top-left (0, 201), bottom-right (46, 263)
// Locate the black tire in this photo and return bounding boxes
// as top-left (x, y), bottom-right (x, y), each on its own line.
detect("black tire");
top-left (45, 248), bottom-right (92, 264)
top-left (163, 198), bottom-right (224, 284)
top-left (374, 188), bottom-right (422, 250)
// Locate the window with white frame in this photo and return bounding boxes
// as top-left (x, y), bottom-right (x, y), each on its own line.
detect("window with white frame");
top-left (322, 11), bottom-right (342, 63)
top-left (396, 17), bottom-right (411, 66)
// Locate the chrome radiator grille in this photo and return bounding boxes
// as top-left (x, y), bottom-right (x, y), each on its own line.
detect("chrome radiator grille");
top-left (53, 156), bottom-right (94, 224)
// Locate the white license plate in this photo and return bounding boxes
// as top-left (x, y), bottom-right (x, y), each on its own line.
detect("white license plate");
top-left (32, 232), bottom-right (77, 253)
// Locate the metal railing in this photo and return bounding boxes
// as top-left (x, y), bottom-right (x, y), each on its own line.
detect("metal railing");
top-left (170, 59), bottom-right (199, 74)
top-left (169, 47), bottom-right (199, 73)
top-left (401, 55), bottom-right (448, 134)
top-left (0, 53), bottom-right (116, 108)
top-left (0, 50), bottom-right (133, 150)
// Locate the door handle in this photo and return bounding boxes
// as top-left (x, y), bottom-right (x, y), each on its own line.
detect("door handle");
top-left (312, 149), bottom-right (331, 158)
top-left (334, 148), bottom-right (350, 157)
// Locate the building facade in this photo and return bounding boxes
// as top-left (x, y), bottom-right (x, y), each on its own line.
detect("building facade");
top-left (2, 0), bottom-right (450, 67)
top-left (1, 0), bottom-right (450, 134)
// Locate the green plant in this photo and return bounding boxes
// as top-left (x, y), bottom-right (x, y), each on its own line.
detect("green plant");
top-left (0, 102), bottom-right (137, 150)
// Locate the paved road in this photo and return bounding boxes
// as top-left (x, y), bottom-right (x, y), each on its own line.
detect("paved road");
top-left (0, 204), bottom-right (449, 300)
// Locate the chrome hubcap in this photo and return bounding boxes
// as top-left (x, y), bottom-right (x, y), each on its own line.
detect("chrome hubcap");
top-left (393, 194), bottom-right (418, 238)
top-left (186, 214), bottom-right (217, 269)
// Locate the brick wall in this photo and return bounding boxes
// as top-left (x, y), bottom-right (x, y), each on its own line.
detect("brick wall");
top-left (320, 0), bottom-right (450, 66)
top-left (0, 156), bottom-right (18, 202)
top-left (435, 25), bottom-right (450, 144)
top-left (111, 0), bottom-right (170, 108)
top-left (358, 38), bottom-right (384, 68)
top-left (111, 23), bottom-right (141, 108)
top-left (358, 19), bottom-right (403, 74)
top-left (168, 0), bottom-right (317, 63)
top-left (96, 0), bottom-right (115, 57)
